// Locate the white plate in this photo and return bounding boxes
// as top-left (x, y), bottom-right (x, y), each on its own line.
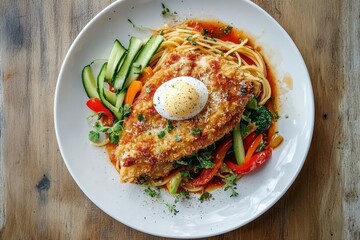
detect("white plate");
top-left (54, 0), bottom-right (314, 238)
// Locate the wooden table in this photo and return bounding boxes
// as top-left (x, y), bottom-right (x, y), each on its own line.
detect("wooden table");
top-left (1, 0), bottom-right (359, 239)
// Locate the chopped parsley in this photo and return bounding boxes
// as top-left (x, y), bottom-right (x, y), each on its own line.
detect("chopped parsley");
top-left (224, 173), bottom-right (239, 197)
top-left (157, 130), bottom-right (166, 139)
top-left (191, 128), bottom-right (202, 136)
top-left (186, 36), bottom-right (193, 41)
top-left (199, 192), bottom-right (212, 202)
top-left (221, 25), bottom-right (233, 35)
top-left (145, 87), bottom-right (151, 93)
top-left (161, 3), bottom-right (177, 16)
top-left (202, 28), bottom-right (209, 35)
top-left (137, 113), bottom-right (146, 122)
top-left (240, 88), bottom-right (247, 94)
top-left (166, 120), bottom-right (175, 133)
top-left (175, 135), bottom-right (182, 142)
top-left (191, 40), bottom-right (197, 45)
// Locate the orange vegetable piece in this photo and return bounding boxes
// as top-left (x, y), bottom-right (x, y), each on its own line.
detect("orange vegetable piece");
top-left (124, 81), bottom-right (143, 105)
top-left (138, 67), bottom-right (154, 83)
top-left (244, 134), bottom-right (263, 163)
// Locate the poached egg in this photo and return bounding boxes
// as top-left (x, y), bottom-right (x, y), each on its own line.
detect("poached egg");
top-left (153, 76), bottom-right (208, 120)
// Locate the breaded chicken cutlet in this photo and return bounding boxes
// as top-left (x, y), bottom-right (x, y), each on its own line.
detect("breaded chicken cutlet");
top-left (115, 50), bottom-right (253, 182)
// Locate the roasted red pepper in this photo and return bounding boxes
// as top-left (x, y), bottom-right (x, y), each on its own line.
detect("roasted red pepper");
top-left (226, 148), bottom-right (272, 175)
top-left (86, 97), bottom-right (114, 120)
top-left (243, 132), bottom-right (257, 151)
top-left (188, 138), bottom-right (233, 187)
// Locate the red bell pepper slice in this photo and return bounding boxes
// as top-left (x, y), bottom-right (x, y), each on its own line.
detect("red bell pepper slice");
top-left (226, 148), bottom-right (272, 175)
top-left (244, 134), bottom-right (263, 162)
top-left (243, 132), bottom-right (257, 151)
top-left (86, 98), bottom-right (114, 120)
top-left (188, 138), bottom-right (233, 187)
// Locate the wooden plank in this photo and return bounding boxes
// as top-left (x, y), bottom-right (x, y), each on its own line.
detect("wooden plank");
top-left (341, 0), bottom-right (360, 239)
top-left (0, 41), bottom-right (4, 232)
top-left (0, 0), bottom-right (359, 239)
top-left (0, 0), bottom-right (7, 232)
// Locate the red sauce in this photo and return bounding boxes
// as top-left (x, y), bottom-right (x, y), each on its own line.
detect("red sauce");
top-left (187, 20), bottom-right (241, 44)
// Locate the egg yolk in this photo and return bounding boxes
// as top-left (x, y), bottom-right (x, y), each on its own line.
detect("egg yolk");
top-left (163, 82), bottom-right (199, 118)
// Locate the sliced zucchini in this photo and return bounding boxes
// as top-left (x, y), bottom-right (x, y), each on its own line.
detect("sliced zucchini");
top-left (115, 89), bottom-right (127, 108)
top-left (113, 37), bottom-right (143, 90)
top-left (82, 65), bottom-right (99, 98)
top-left (97, 63), bottom-right (122, 120)
top-left (233, 123), bottom-right (245, 165)
top-left (105, 39), bottom-right (127, 83)
top-left (124, 35), bottom-right (164, 88)
top-left (104, 88), bottom-right (116, 106)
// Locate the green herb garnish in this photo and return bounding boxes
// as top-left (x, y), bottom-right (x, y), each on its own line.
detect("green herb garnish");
top-left (158, 130), bottom-right (166, 139)
top-left (224, 173), bottom-right (239, 197)
top-left (173, 144), bottom-right (215, 175)
top-left (161, 3), bottom-right (177, 16)
top-left (145, 187), bottom-right (160, 198)
top-left (199, 192), bottom-right (212, 202)
top-left (222, 25), bottom-right (233, 35)
top-left (240, 88), bottom-right (247, 94)
top-left (174, 192), bottom-right (190, 203)
top-left (89, 119), bottom-right (123, 145)
top-left (144, 187), bottom-right (179, 215)
top-left (191, 128), bottom-right (202, 136)
top-left (121, 104), bottom-right (132, 118)
top-left (138, 113), bottom-right (146, 122)
top-left (127, 19), bottom-right (149, 31)
top-left (166, 120), bottom-right (175, 133)
top-left (175, 135), bottom-right (182, 142)
top-left (89, 131), bottom-right (99, 142)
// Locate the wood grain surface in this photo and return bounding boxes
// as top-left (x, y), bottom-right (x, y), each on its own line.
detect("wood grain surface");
top-left (1, 0), bottom-right (359, 239)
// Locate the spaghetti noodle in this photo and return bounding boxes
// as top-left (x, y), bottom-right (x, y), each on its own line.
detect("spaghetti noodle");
top-left (150, 20), bottom-right (271, 105)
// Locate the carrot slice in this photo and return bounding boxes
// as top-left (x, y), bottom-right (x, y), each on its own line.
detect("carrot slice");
top-left (138, 67), bottom-right (154, 83)
top-left (244, 134), bottom-right (263, 162)
top-left (124, 81), bottom-right (142, 105)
